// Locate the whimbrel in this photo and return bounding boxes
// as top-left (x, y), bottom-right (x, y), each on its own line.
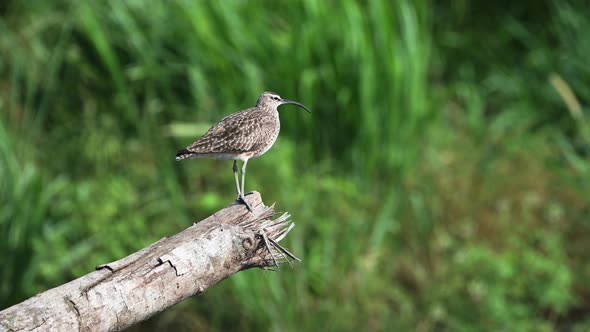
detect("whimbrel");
top-left (176, 91), bottom-right (311, 211)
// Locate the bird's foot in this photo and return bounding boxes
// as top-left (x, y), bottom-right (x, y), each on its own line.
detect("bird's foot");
top-left (236, 194), bottom-right (253, 212)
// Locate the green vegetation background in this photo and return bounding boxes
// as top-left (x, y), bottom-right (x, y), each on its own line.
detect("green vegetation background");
top-left (1, 1), bottom-right (590, 331)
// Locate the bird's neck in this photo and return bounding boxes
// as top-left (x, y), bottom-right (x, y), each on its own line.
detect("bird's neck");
top-left (257, 105), bottom-right (278, 114)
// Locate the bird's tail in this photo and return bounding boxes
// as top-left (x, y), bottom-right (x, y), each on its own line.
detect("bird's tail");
top-left (175, 148), bottom-right (196, 161)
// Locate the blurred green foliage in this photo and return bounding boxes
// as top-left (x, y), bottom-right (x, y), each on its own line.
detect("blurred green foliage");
top-left (1, 0), bottom-right (590, 331)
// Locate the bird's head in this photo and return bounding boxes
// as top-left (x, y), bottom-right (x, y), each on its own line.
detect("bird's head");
top-left (256, 91), bottom-right (311, 113)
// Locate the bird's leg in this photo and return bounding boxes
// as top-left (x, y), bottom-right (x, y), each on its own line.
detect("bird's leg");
top-left (234, 160), bottom-right (251, 211)
top-left (238, 159), bottom-right (253, 212)
top-left (240, 159), bottom-right (248, 198)
top-left (233, 160), bottom-right (241, 199)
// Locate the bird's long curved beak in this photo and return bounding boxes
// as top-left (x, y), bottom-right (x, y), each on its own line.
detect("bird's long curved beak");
top-left (280, 99), bottom-right (312, 113)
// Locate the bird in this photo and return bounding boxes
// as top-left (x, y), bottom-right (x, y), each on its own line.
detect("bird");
top-left (176, 91), bottom-right (311, 211)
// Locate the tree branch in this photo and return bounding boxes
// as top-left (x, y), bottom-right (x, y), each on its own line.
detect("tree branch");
top-left (0, 192), bottom-right (298, 332)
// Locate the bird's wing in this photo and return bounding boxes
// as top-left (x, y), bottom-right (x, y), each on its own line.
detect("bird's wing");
top-left (185, 108), bottom-right (271, 154)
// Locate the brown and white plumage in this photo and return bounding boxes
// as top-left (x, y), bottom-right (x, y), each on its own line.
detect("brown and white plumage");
top-left (176, 106), bottom-right (280, 161)
top-left (176, 91), bottom-right (311, 211)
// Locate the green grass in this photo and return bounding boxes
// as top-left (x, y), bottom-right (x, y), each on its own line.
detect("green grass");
top-left (2, 0), bottom-right (590, 330)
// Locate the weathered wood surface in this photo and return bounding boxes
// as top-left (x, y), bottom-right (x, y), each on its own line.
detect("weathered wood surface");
top-left (0, 192), bottom-right (297, 332)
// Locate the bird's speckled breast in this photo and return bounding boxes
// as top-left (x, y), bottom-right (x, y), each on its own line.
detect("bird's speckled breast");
top-left (252, 111), bottom-right (280, 158)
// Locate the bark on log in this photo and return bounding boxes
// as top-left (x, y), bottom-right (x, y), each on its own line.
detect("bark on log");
top-left (0, 192), bottom-right (298, 332)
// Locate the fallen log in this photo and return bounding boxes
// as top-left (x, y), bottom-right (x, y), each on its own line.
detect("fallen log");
top-left (0, 192), bottom-right (298, 331)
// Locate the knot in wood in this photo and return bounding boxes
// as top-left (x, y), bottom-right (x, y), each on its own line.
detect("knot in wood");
top-left (242, 237), bottom-right (254, 250)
